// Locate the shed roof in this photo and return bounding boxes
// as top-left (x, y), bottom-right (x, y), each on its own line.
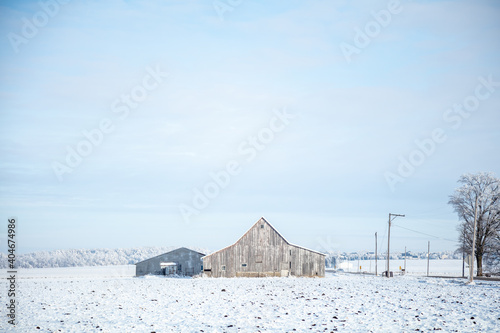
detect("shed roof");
top-left (135, 247), bottom-right (206, 265)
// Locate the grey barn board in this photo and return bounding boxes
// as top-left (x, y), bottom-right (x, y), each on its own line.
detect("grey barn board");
top-left (202, 217), bottom-right (325, 278)
top-left (135, 247), bottom-right (205, 276)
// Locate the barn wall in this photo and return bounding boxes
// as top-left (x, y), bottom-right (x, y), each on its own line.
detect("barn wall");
top-left (204, 219), bottom-right (290, 278)
top-left (290, 245), bottom-right (325, 277)
top-left (203, 219), bottom-right (325, 278)
top-left (136, 248), bottom-right (204, 276)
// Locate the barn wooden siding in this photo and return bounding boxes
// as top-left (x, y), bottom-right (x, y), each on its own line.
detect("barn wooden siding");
top-left (202, 217), bottom-right (325, 278)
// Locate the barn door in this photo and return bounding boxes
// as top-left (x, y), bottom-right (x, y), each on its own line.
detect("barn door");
top-left (281, 262), bottom-right (289, 277)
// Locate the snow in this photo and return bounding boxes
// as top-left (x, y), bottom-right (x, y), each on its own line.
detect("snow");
top-left (339, 259), bottom-right (469, 276)
top-left (1, 265), bottom-right (499, 332)
top-left (1, 265), bottom-right (135, 279)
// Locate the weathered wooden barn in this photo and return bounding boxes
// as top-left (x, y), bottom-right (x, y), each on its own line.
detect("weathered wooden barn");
top-left (202, 217), bottom-right (325, 278)
top-left (135, 247), bottom-right (205, 277)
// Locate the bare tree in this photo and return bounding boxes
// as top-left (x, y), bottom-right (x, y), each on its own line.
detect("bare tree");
top-left (485, 229), bottom-right (500, 274)
top-left (449, 172), bottom-right (500, 276)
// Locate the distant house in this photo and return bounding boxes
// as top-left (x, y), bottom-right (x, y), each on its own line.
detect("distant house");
top-left (202, 217), bottom-right (325, 278)
top-left (135, 247), bottom-right (205, 276)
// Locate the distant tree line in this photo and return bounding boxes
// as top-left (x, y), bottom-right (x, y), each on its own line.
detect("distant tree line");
top-left (0, 246), bottom-right (209, 269)
top-left (1, 246), bottom-right (462, 269)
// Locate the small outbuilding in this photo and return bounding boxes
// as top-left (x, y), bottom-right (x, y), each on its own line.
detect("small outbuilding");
top-left (202, 217), bottom-right (325, 278)
top-left (135, 247), bottom-right (205, 276)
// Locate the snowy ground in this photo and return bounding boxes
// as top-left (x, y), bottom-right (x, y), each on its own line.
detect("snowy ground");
top-left (1, 266), bottom-right (499, 332)
top-left (338, 259), bottom-right (468, 276)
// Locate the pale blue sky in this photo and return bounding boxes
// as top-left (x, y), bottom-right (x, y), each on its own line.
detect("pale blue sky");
top-left (1, 0), bottom-right (499, 254)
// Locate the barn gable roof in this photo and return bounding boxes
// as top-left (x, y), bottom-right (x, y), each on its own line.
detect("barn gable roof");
top-left (135, 247), bottom-right (205, 265)
top-left (202, 217), bottom-right (325, 259)
top-left (264, 218), bottom-right (326, 256)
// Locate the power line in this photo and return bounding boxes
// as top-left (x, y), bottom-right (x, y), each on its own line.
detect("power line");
top-left (380, 224), bottom-right (387, 255)
top-left (392, 223), bottom-right (457, 243)
top-left (408, 206), bottom-right (451, 218)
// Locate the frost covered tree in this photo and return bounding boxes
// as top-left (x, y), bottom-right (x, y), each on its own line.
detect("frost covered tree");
top-left (449, 172), bottom-right (500, 276)
top-left (485, 229), bottom-right (500, 273)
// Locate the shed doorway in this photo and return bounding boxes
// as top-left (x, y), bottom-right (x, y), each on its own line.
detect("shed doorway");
top-left (160, 262), bottom-right (177, 275)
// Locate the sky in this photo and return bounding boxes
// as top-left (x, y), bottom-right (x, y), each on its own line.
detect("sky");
top-left (1, 0), bottom-right (499, 255)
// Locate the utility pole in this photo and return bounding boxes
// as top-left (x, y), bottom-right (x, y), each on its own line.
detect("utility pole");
top-left (427, 241), bottom-right (430, 277)
top-left (404, 246), bottom-right (406, 275)
top-left (462, 250), bottom-right (465, 278)
top-left (386, 213), bottom-right (405, 277)
top-left (461, 228), bottom-right (466, 278)
top-left (375, 232), bottom-right (378, 276)
top-left (469, 195), bottom-right (479, 284)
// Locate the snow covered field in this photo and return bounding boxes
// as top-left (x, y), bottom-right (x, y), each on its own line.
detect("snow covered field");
top-left (1, 265), bottom-right (499, 332)
top-left (338, 259), bottom-right (468, 276)
top-left (2, 265), bottom-right (136, 279)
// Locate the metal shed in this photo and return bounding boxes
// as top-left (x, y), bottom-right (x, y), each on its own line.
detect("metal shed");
top-left (135, 247), bottom-right (205, 276)
top-left (202, 217), bottom-right (325, 278)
